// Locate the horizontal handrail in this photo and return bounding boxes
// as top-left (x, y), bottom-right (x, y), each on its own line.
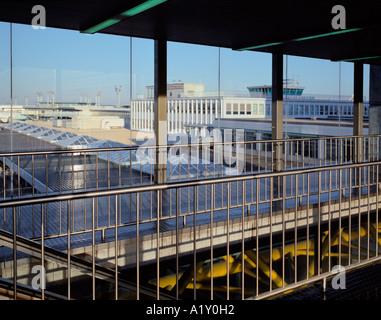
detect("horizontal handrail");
top-left (0, 159), bottom-right (379, 209)
top-left (0, 133), bottom-right (379, 158)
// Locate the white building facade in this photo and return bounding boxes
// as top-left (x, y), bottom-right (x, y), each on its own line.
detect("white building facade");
top-left (130, 83), bottom-right (370, 134)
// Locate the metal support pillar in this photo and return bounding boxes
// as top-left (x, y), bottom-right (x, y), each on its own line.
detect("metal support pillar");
top-left (154, 39), bottom-right (167, 184)
top-left (369, 65), bottom-right (381, 136)
top-left (272, 53), bottom-right (283, 172)
top-left (369, 64), bottom-right (381, 191)
top-left (272, 53), bottom-right (283, 202)
top-left (353, 62), bottom-right (363, 164)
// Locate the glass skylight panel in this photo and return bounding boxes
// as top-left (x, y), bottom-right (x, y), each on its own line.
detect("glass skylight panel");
top-left (41, 129), bottom-right (60, 137)
top-left (29, 127), bottom-right (50, 137)
top-left (18, 125), bottom-right (38, 133)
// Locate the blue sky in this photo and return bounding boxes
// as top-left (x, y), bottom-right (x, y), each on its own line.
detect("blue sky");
top-left (0, 22), bottom-right (370, 105)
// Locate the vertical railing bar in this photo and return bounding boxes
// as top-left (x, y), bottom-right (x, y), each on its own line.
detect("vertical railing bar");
top-left (193, 185), bottom-right (197, 300)
top-left (358, 167), bottom-right (362, 263)
top-left (108, 194), bottom-right (111, 228)
top-left (59, 201), bottom-right (62, 235)
top-left (95, 151), bottom-right (99, 190)
top-left (41, 203), bottom-right (45, 300)
top-left (67, 200), bottom-right (71, 300)
top-left (71, 153), bottom-right (74, 193)
top-left (226, 182), bottom-right (230, 300)
top-left (328, 170), bottom-right (332, 272)
top-left (32, 204), bottom-right (35, 239)
top-left (150, 149), bottom-right (154, 186)
top-left (136, 193), bottom-right (139, 300)
top-left (72, 192), bottom-right (75, 233)
top-left (151, 190), bottom-right (153, 225)
top-left (112, 195), bottom-right (118, 300)
top-left (196, 143), bottom-right (199, 180)
top-left (206, 148), bottom-right (209, 212)
top-left (58, 153), bottom-right (62, 194)
top-left (17, 157), bottom-right (20, 236)
top-left (169, 147), bottom-right (172, 183)
top-left (83, 156), bottom-right (87, 230)
top-left (188, 144), bottom-right (191, 180)
top-left (265, 143), bottom-right (267, 199)
top-left (251, 144), bottom-right (254, 203)
top-left (119, 150), bottom-right (121, 187)
top-left (179, 146), bottom-right (182, 182)
top-left (349, 168), bottom-right (352, 265)
top-left (377, 165), bottom-right (379, 258)
top-left (317, 171), bottom-right (321, 275)
top-left (211, 183), bottom-right (214, 300)
top-left (157, 189), bottom-right (160, 300)
top-left (256, 178), bottom-right (259, 296)
top-left (251, 142), bottom-right (254, 174)
top-left (284, 140), bottom-right (287, 171)
top-left (306, 172), bottom-right (310, 279)
top-left (119, 192), bottom-right (122, 226)
top-left (129, 150), bottom-right (132, 187)
top-left (270, 142), bottom-right (273, 172)
top-left (330, 138), bottom-right (332, 166)
top-left (363, 137), bottom-right (366, 162)
top-left (2, 156), bottom-right (6, 202)
top-left (92, 197), bottom-right (95, 300)
top-left (282, 175), bottom-right (286, 288)
top-left (344, 138), bottom-right (347, 163)
top-left (17, 155), bottom-right (20, 198)
top-left (258, 142), bottom-right (261, 175)
top-left (339, 169), bottom-right (342, 267)
top-left (13, 206), bottom-right (17, 300)
top-left (140, 150), bottom-right (143, 185)
top-left (84, 151), bottom-right (87, 192)
top-left (45, 154), bottom-right (48, 196)
top-left (241, 180), bottom-right (245, 299)
top-left (367, 165), bottom-right (370, 260)
top-left (294, 174), bottom-right (298, 283)
top-left (176, 188), bottom-right (179, 300)
top-left (269, 177), bottom-right (273, 292)
top-left (108, 151), bottom-right (110, 189)
top-left (290, 140), bottom-right (293, 171)
top-left (188, 147), bottom-right (191, 216)
top-left (46, 202), bottom-right (49, 237)
top-left (325, 140), bottom-right (327, 190)
top-left (296, 140), bottom-right (299, 170)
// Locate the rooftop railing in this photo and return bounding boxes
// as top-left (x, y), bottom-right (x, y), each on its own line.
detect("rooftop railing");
top-left (0, 134), bottom-right (379, 198)
top-left (0, 145), bottom-right (381, 299)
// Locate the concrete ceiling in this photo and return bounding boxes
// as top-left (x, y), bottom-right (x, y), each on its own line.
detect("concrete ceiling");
top-left (1, 0), bottom-right (381, 64)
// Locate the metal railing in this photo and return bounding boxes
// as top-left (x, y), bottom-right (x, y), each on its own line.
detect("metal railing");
top-left (1, 158), bottom-right (381, 299)
top-left (0, 134), bottom-right (380, 198)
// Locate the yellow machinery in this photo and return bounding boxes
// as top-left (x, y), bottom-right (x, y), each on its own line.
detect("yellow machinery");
top-left (149, 222), bottom-right (381, 296)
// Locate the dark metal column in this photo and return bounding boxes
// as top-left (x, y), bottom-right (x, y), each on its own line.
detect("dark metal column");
top-left (353, 62), bottom-right (363, 163)
top-left (272, 53), bottom-right (283, 172)
top-left (154, 39), bottom-right (167, 184)
top-left (369, 65), bottom-right (381, 135)
top-left (272, 53), bottom-right (283, 203)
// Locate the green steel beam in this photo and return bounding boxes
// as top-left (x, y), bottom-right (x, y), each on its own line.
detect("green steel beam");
top-left (236, 28), bottom-right (362, 51)
top-left (83, 0), bottom-right (168, 34)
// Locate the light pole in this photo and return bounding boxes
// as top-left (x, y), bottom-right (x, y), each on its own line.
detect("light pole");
top-left (115, 86), bottom-right (122, 107)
